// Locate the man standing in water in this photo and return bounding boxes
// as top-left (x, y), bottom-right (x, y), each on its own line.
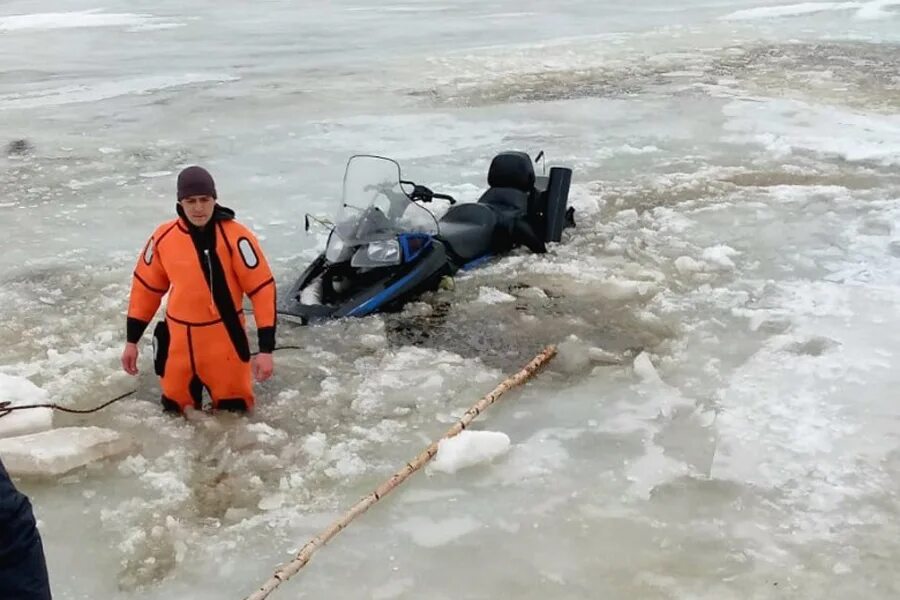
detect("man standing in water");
top-left (0, 457), bottom-right (52, 599)
top-left (120, 166), bottom-right (277, 413)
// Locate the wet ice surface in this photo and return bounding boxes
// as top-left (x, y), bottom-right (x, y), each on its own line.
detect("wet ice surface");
top-left (1, 0), bottom-right (899, 598)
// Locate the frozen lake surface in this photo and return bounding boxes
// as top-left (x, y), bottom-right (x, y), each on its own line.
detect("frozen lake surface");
top-left (1, 0), bottom-right (898, 598)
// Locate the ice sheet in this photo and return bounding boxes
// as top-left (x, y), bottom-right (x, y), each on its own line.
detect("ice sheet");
top-left (0, 427), bottom-right (135, 477)
top-left (0, 10), bottom-right (171, 32)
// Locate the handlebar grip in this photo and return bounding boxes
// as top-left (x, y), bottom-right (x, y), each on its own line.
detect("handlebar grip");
top-left (432, 193), bottom-right (456, 204)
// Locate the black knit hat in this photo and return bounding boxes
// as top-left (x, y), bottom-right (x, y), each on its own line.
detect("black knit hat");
top-left (177, 166), bottom-right (217, 201)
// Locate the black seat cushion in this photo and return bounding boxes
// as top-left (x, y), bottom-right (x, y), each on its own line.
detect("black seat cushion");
top-left (438, 203), bottom-right (497, 262)
top-left (478, 187), bottom-right (529, 217)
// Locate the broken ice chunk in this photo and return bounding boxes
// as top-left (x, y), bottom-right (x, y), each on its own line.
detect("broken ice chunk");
top-left (429, 430), bottom-right (510, 474)
top-left (0, 374), bottom-right (53, 439)
top-left (0, 426), bottom-right (135, 477)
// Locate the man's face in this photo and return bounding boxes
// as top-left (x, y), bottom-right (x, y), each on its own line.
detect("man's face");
top-left (181, 195), bottom-right (215, 227)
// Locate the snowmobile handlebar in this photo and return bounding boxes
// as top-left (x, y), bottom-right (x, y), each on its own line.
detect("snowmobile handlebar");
top-left (401, 180), bottom-right (456, 205)
top-left (431, 192), bottom-right (456, 204)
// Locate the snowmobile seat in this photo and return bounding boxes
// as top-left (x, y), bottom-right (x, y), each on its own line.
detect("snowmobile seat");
top-left (438, 203), bottom-right (498, 263)
top-left (476, 151), bottom-right (546, 253)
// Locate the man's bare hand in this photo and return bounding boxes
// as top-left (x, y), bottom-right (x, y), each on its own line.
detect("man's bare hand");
top-left (252, 353), bottom-right (274, 382)
top-left (121, 343), bottom-right (139, 375)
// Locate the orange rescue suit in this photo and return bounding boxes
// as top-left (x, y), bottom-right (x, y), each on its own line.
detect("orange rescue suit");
top-left (126, 205), bottom-right (276, 412)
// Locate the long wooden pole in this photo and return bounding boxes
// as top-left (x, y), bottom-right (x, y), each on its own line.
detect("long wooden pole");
top-left (244, 345), bottom-right (557, 600)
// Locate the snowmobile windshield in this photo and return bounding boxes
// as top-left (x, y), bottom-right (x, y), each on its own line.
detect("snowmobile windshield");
top-left (334, 155), bottom-right (439, 244)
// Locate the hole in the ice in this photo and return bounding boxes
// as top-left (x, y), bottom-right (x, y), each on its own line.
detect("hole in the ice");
top-left (6, 138), bottom-right (33, 156)
top-left (784, 336), bottom-right (840, 357)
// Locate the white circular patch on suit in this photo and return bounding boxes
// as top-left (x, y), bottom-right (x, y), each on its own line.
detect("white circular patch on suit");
top-left (143, 238), bottom-right (154, 264)
top-left (238, 238), bottom-right (259, 268)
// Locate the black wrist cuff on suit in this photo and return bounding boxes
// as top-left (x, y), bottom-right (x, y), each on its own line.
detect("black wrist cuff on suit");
top-left (126, 317), bottom-right (150, 344)
top-left (257, 327), bottom-right (276, 353)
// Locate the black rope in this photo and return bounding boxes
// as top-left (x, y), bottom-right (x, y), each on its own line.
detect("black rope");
top-left (0, 345), bottom-right (305, 419)
top-left (0, 389), bottom-right (137, 418)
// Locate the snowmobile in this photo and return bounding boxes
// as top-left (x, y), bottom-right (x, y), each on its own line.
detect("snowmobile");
top-left (278, 151), bottom-right (573, 324)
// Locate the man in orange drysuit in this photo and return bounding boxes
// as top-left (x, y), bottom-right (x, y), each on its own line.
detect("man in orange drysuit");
top-left (120, 166), bottom-right (277, 413)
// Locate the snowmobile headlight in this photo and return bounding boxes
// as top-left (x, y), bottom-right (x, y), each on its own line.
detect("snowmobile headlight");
top-left (351, 239), bottom-right (401, 268)
top-left (325, 231), bottom-right (352, 263)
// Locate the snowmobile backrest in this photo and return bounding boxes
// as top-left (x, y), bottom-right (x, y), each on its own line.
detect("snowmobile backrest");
top-left (487, 151), bottom-right (535, 192)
